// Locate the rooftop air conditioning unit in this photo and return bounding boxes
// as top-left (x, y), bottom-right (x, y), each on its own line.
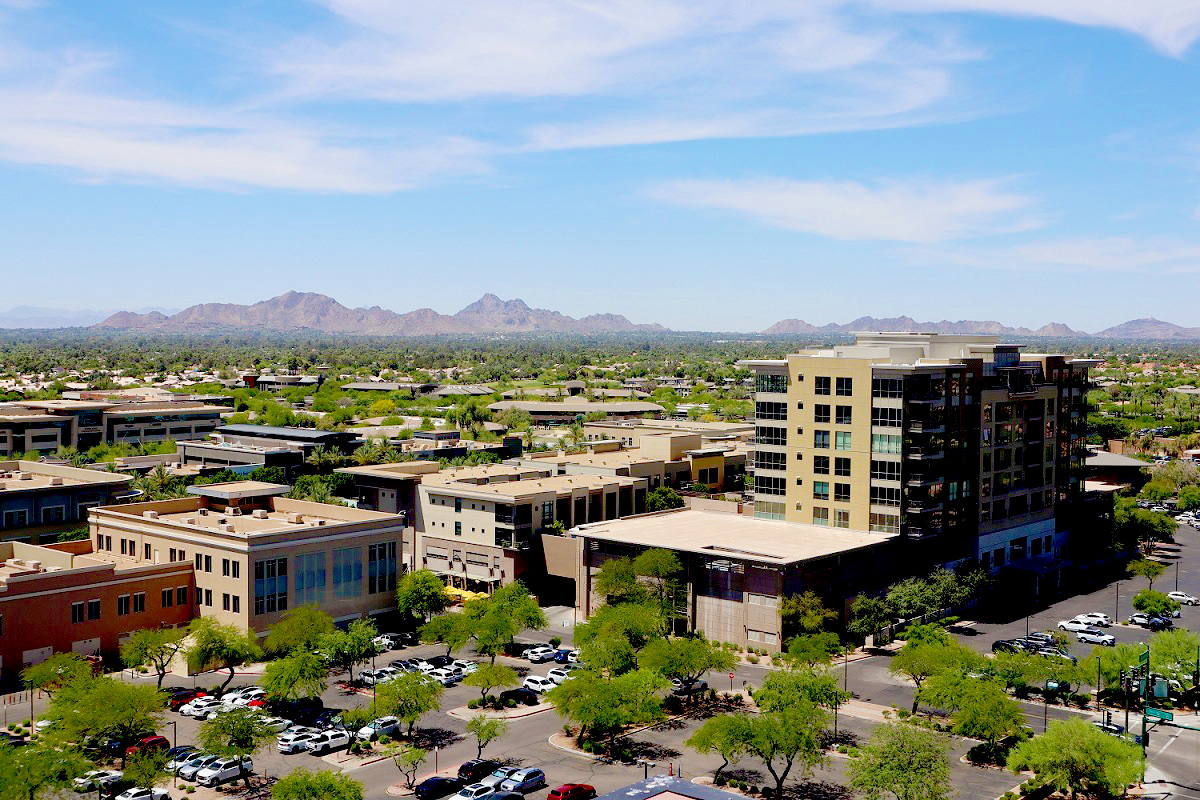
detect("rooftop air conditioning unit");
top-left (221, 524), bottom-right (236, 532)
top-left (26, 561), bottom-right (40, 570)
top-left (142, 510), bottom-right (159, 519)
top-left (48, 477), bottom-right (62, 486)
top-left (228, 507), bottom-right (242, 516)
top-left (287, 513), bottom-right (304, 524)
top-left (217, 517), bottom-right (227, 525)
top-left (185, 518), bottom-right (197, 525)
top-left (16, 472), bottom-right (30, 480)
top-left (252, 509), bottom-right (269, 519)
top-left (197, 508), bottom-right (209, 516)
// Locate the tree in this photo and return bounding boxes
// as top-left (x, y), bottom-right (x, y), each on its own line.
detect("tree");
top-left (375, 672), bottom-right (444, 737)
top-left (21, 653), bottom-right (93, 697)
top-left (923, 677), bottom-right (1025, 746)
top-left (186, 617), bottom-right (262, 694)
top-left (546, 668), bottom-right (670, 750)
top-left (646, 487), bottom-right (684, 512)
top-left (639, 636), bottom-right (736, 697)
top-left (122, 748), bottom-right (171, 791)
top-left (463, 663), bottom-right (519, 703)
top-left (419, 613), bottom-right (474, 657)
top-left (1132, 588), bottom-right (1181, 618)
top-left (305, 445), bottom-right (345, 472)
top-left (1140, 480), bottom-right (1173, 503)
top-left (1088, 643), bottom-right (1143, 690)
top-left (574, 602), bottom-right (667, 675)
top-left (848, 596), bottom-right (893, 639)
top-left (885, 577), bottom-right (937, 619)
top-left (888, 641), bottom-right (982, 713)
top-left (264, 605), bottom-right (335, 655)
top-left (1006, 717), bottom-right (1143, 798)
top-left (686, 714), bottom-right (753, 780)
top-left (785, 633), bottom-right (844, 665)
top-left (271, 768), bottom-right (364, 800)
top-left (383, 743), bottom-right (426, 789)
top-left (632, 548), bottom-right (683, 616)
top-left (1150, 627), bottom-right (1200, 690)
top-left (466, 581), bottom-right (547, 663)
top-left (120, 628), bottom-right (186, 688)
top-left (319, 618), bottom-right (378, 684)
top-left (0, 741), bottom-right (91, 800)
top-left (847, 723), bottom-right (952, 800)
top-left (780, 591), bottom-right (837, 636)
top-left (1178, 485), bottom-right (1200, 511)
top-left (44, 676), bottom-right (166, 766)
top-left (593, 557), bottom-right (645, 604)
top-left (465, 715), bottom-right (508, 758)
top-left (395, 569), bottom-right (450, 622)
top-left (743, 699), bottom-right (828, 799)
top-left (1128, 558), bottom-right (1167, 590)
top-left (196, 706), bottom-right (275, 788)
top-left (262, 650), bottom-right (329, 700)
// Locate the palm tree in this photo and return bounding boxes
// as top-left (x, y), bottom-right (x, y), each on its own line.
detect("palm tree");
top-left (305, 445), bottom-right (345, 473)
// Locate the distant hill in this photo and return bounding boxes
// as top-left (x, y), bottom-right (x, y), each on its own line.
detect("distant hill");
top-left (0, 305), bottom-right (178, 329)
top-left (762, 316), bottom-right (1081, 337)
top-left (93, 292), bottom-right (666, 336)
top-left (1090, 318), bottom-right (1200, 340)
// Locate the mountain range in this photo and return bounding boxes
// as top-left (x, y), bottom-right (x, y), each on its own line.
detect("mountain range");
top-left (0, 305), bottom-right (179, 329)
top-left (93, 292), bottom-right (666, 336)
top-left (763, 316), bottom-right (1200, 339)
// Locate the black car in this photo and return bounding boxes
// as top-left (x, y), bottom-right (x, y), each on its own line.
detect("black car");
top-left (312, 710), bottom-right (344, 729)
top-left (499, 688), bottom-right (539, 707)
top-left (427, 655), bottom-right (454, 669)
top-left (991, 640), bottom-right (1019, 654)
top-left (553, 649), bottom-right (574, 664)
top-left (458, 759), bottom-right (501, 783)
top-left (396, 631), bottom-right (419, 647)
top-left (415, 777), bottom-right (465, 800)
top-left (270, 695), bottom-right (324, 721)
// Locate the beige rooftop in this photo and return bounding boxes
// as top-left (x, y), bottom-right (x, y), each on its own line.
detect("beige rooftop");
top-left (573, 509), bottom-right (893, 565)
top-left (0, 461), bottom-right (131, 493)
top-left (97, 496), bottom-right (400, 538)
top-left (426, 472), bottom-right (641, 499)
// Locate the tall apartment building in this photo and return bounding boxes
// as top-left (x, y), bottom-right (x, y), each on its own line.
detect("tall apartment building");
top-left (742, 333), bottom-right (1095, 569)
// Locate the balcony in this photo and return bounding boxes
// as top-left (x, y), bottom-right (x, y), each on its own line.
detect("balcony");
top-left (905, 447), bottom-right (944, 460)
top-left (905, 498), bottom-right (943, 512)
top-left (905, 473), bottom-right (943, 487)
top-left (906, 419), bottom-right (945, 434)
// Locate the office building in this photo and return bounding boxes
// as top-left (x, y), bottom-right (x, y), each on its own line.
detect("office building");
top-left (0, 399), bottom-right (226, 454)
top-left (583, 418), bottom-right (754, 446)
top-left (0, 461), bottom-right (133, 541)
top-left (486, 399), bottom-right (664, 425)
top-left (741, 333), bottom-right (1096, 570)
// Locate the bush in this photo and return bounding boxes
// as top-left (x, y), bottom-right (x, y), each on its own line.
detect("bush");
top-left (468, 699), bottom-right (481, 709)
top-left (663, 695), bottom-right (684, 714)
top-left (581, 741), bottom-right (596, 753)
top-left (505, 698), bottom-right (516, 708)
top-left (549, 636), bottom-right (562, 648)
top-left (378, 734), bottom-right (391, 745)
top-left (747, 655), bottom-right (760, 664)
top-left (897, 709), bottom-right (910, 718)
top-left (713, 776), bottom-right (727, 787)
top-left (728, 779), bottom-right (742, 789)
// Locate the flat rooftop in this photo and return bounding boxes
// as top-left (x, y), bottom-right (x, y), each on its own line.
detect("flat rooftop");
top-left (426, 472), bottom-right (642, 499)
top-left (487, 400), bottom-right (665, 414)
top-left (573, 509), bottom-right (892, 565)
top-left (186, 481), bottom-right (291, 500)
top-left (585, 418), bottom-right (753, 432)
top-left (0, 461), bottom-right (131, 493)
top-left (96, 496), bottom-right (401, 538)
top-left (338, 461), bottom-right (442, 480)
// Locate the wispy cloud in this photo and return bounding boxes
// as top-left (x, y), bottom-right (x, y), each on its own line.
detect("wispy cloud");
top-left (917, 236), bottom-right (1200, 273)
top-left (645, 176), bottom-right (1040, 242)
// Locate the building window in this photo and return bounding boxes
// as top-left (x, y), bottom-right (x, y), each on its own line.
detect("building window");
top-left (814, 404), bottom-right (830, 423)
top-left (195, 553), bottom-right (202, 570)
top-left (231, 561), bottom-right (239, 578)
top-left (812, 507), bottom-right (829, 526)
top-left (869, 486), bottom-right (902, 506)
top-left (755, 451), bottom-right (786, 470)
top-left (144, 543), bottom-right (151, 560)
top-left (755, 426), bottom-right (787, 446)
top-left (88, 599), bottom-right (100, 620)
top-left (333, 548), bottom-right (363, 599)
top-left (204, 555), bottom-right (212, 573)
top-left (454, 497), bottom-right (462, 513)
top-left (161, 588), bottom-right (173, 608)
top-left (40, 507), bottom-right (65, 524)
top-left (812, 455), bottom-right (830, 474)
top-left (133, 592), bottom-right (145, 613)
top-left (871, 434), bottom-right (902, 454)
top-left (368, 542), bottom-right (398, 594)
top-left (169, 548), bottom-right (177, 562)
top-left (834, 483), bottom-right (851, 502)
top-left (454, 521), bottom-right (462, 536)
top-left (754, 476), bottom-right (787, 496)
top-left (223, 593), bottom-right (231, 611)
top-left (755, 374), bottom-right (789, 394)
top-left (121, 539), bottom-right (128, 556)
top-left (836, 377), bottom-right (853, 396)
top-left (254, 557), bottom-right (288, 614)
top-left (835, 432), bottom-right (852, 451)
top-left (204, 589), bottom-right (213, 607)
top-left (814, 377), bottom-right (831, 396)
top-left (755, 402), bottom-right (787, 420)
top-left (834, 458), bottom-right (851, 477)
top-left (869, 513), bottom-right (900, 534)
top-left (117, 595), bottom-right (130, 616)
top-left (813, 481), bottom-right (829, 500)
top-left (871, 407), bottom-right (902, 427)
top-left (294, 552), bottom-right (326, 606)
top-left (870, 460), bottom-right (901, 481)
top-left (176, 586), bottom-right (188, 606)
top-left (233, 595), bottom-right (240, 613)
top-left (836, 406), bottom-right (852, 425)
top-left (834, 510), bottom-right (851, 528)
top-left (813, 430), bottom-right (830, 449)
top-left (222, 558), bottom-right (231, 577)
top-left (872, 378), bottom-right (903, 398)
top-left (71, 602), bottom-right (85, 624)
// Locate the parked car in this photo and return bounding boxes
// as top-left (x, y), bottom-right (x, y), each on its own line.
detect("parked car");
top-left (482, 766), bottom-right (524, 788)
top-left (1023, 632), bottom-right (1057, 645)
top-left (454, 784), bottom-right (496, 800)
top-left (552, 649), bottom-right (574, 664)
top-left (417, 778), bottom-right (466, 800)
top-left (361, 668), bottom-right (401, 686)
top-left (523, 676), bottom-right (556, 693)
top-left (1128, 613), bottom-right (1171, 630)
top-left (1037, 647), bottom-right (1078, 664)
top-left (166, 689), bottom-right (207, 711)
top-left (124, 735), bottom-right (170, 759)
top-left (162, 745), bottom-right (196, 768)
top-left (1057, 619), bottom-right (1091, 632)
top-left (356, 716), bottom-right (401, 741)
top-left (991, 640), bottom-right (1020, 654)
top-left (114, 789), bottom-right (169, 800)
top-left (392, 658), bottom-right (422, 672)
top-left (547, 668), bottom-right (574, 685)
top-left (482, 793), bottom-right (525, 800)
top-left (1077, 629), bottom-right (1116, 646)
top-left (305, 729), bottom-right (351, 754)
top-left (499, 768), bottom-right (547, 793)
top-left (1168, 592), bottom-right (1199, 606)
top-left (1076, 613), bottom-right (1112, 627)
top-left (548, 785), bottom-right (596, 800)
top-left (453, 659), bottom-right (479, 675)
top-left (375, 633), bottom-right (405, 650)
top-left (277, 730), bottom-right (321, 754)
top-left (196, 757), bottom-right (253, 787)
top-left (256, 716), bottom-right (292, 733)
top-left (458, 760), bottom-right (501, 783)
top-left (671, 678), bottom-right (708, 695)
top-left (525, 646), bottom-right (557, 663)
top-left (410, 658), bottom-right (434, 672)
top-left (180, 697), bottom-right (224, 718)
top-left (178, 754), bottom-right (223, 781)
top-left (427, 668), bottom-right (461, 686)
top-left (499, 688), bottom-right (539, 707)
top-left (428, 655), bottom-right (455, 669)
top-left (73, 770), bottom-right (124, 792)
top-left (225, 688), bottom-right (266, 707)
top-left (312, 710), bottom-right (344, 730)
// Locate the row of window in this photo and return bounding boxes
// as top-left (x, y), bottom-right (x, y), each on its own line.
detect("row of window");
top-left (72, 588), bottom-right (176, 623)
top-left (813, 431), bottom-right (852, 450)
top-left (755, 426), bottom-right (787, 446)
top-left (811, 482), bottom-right (851, 502)
top-left (813, 377), bottom-right (853, 396)
top-left (813, 405), bottom-right (853, 425)
top-left (252, 547), bottom-right (398, 615)
top-left (871, 407), bottom-right (903, 427)
top-left (811, 507), bottom-right (851, 527)
top-left (812, 456), bottom-right (851, 476)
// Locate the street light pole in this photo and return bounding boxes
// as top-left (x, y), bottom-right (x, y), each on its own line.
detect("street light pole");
top-left (1115, 581), bottom-right (1120, 621)
top-left (1176, 562), bottom-right (1180, 592)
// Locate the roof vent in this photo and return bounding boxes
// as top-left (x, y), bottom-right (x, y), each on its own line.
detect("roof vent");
top-left (217, 517), bottom-right (227, 525)
top-left (26, 560), bottom-right (40, 571)
top-left (228, 507), bottom-right (242, 516)
top-left (142, 510), bottom-right (159, 519)
top-left (252, 509), bottom-right (269, 519)
top-left (185, 518), bottom-right (197, 525)
top-left (197, 508), bottom-right (209, 516)
top-left (221, 524), bottom-right (236, 532)
top-left (287, 513), bottom-right (304, 524)
top-left (48, 477), bottom-right (63, 486)
top-left (16, 472), bottom-right (30, 481)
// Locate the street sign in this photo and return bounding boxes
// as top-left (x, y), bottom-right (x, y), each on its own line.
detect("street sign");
top-left (729, 673), bottom-right (735, 680)
top-left (1139, 649), bottom-right (1150, 665)
top-left (1146, 707), bottom-right (1174, 721)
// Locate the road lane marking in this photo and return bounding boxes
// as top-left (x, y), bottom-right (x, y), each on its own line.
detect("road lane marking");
top-left (1154, 732), bottom-right (1179, 757)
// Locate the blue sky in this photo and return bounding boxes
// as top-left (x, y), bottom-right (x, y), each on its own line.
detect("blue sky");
top-left (2, 1), bottom-right (1200, 332)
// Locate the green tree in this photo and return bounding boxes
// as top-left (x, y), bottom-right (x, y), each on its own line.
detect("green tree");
top-left (1128, 558), bottom-right (1167, 590)
top-left (375, 672), bottom-right (444, 737)
top-left (21, 653), bottom-right (93, 697)
top-left (419, 613), bottom-right (474, 657)
top-left (646, 487), bottom-right (684, 512)
top-left (848, 596), bottom-right (893, 639)
top-left (120, 628), bottom-right (186, 689)
top-left (395, 569), bottom-right (451, 622)
top-left (44, 676), bottom-right (166, 766)
top-left (462, 663), bottom-right (519, 703)
top-left (1132, 588), bottom-right (1181, 618)
top-left (261, 650), bottom-right (329, 700)
top-left (885, 577), bottom-right (937, 619)
top-left (264, 605), bottom-right (336, 655)
top-left (1140, 480), bottom-right (1173, 503)
top-left (592, 557), bottom-right (645, 604)
top-left (574, 602), bottom-right (667, 674)
top-left (1006, 717), bottom-right (1143, 798)
top-left (546, 668), bottom-right (669, 750)
top-left (632, 548), bottom-right (683, 616)
top-left (271, 768), bottom-right (364, 800)
top-left (922, 677), bottom-right (1026, 746)
top-left (1178, 485), bottom-right (1200, 511)
top-left (785, 633), bottom-right (844, 665)
top-left (186, 617), bottom-right (263, 694)
top-left (0, 741), bottom-right (91, 800)
top-left (465, 581), bottom-right (547, 663)
top-left (1088, 643), bottom-right (1143, 690)
top-left (1150, 627), bottom-right (1200, 690)
top-left (382, 743), bottom-right (426, 789)
top-left (196, 706), bottom-right (275, 788)
top-left (319, 618), bottom-right (378, 684)
top-left (847, 723), bottom-right (952, 800)
top-left (743, 698), bottom-right (828, 799)
top-left (780, 591), bottom-right (837, 635)
top-left (305, 445), bottom-right (346, 472)
top-left (122, 748), bottom-right (171, 791)
top-left (465, 715), bottom-right (508, 758)
top-left (686, 713), bottom-right (753, 779)
top-left (638, 635), bottom-right (737, 697)
top-left (888, 641), bottom-right (982, 713)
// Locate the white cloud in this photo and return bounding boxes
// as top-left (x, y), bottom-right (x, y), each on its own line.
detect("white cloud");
top-left (917, 236), bottom-right (1200, 273)
top-left (646, 176), bottom-right (1039, 242)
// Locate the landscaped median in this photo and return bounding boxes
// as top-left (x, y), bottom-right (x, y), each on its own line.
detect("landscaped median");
top-left (447, 699), bottom-right (554, 720)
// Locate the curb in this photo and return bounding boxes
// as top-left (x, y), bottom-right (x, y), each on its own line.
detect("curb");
top-left (447, 703), bottom-right (554, 721)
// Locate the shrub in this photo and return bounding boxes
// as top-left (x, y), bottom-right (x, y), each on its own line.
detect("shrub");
top-left (378, 734), bottom-right (391, 745)
top-left (748, 786), bottom-right (758, 794)
top-left (713, 776), bottom-right (727, 787)
top-left (505, 698), bottom-right (516, 708)
top-left (21, 719), bottom-right (29, 726)
top-left (468, 699), bottom-right (481, 709)
top-left (770, 656), bottom-right (782, 667)
top-left (549, 636), bottom-right (562, 648)
top-left (897, 709), bottom-right (910, 719)
top-left (563, 724), bottom-right (573, 736)
top-left (836, 744), bottom-right (848, 753)
top-left (747, 654), bottom-right (760, 664)
top-left (663, 696), bottom-right (684, 714)
top-left (728, 779), bottom-right (742, 789)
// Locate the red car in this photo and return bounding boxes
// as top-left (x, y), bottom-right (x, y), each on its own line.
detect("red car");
top-left (125, 735), bottom-right (170, 758)
top-left (549, 785), bottom-right (596, 800)
top-left (166, 690), bottom-right (207, 711)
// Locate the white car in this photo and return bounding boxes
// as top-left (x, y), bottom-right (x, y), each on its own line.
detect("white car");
top-left (482, 767), bottom-right (523, 788)
top-left (453, 659), bottom-right (479, 674)
top-left (525, 646), bottom-right (557, 663)
top-left (361, 668), bottom-right (400, 686)
top-left (277, 730), bottom-right (321, 754)
top-left (427, 668), bottom-right (460, 686)
top-left (546, 668), bottom-right (574, 685)
top-left (177, 754), bottom-right (222, 781)
top-left (523, 675), bottom-right (556, 693)
top-left (305, 729), bottom-right (351, 755)
top-left (567, 649), bottom-right (582, 663)
top-left (180, 697), bottom-right (224, 718)
top-left (256, 715), bottom-right (291, 733)
top-left (1076, 612), bottom-right (1112, 627)
top-left (225, 688), bottom-right (266, 707)
top-left (1077, 629), bottom-right (1116, 646)
top-left (356, 715), bottom-right (401, 741)
top-left (1057, 619), bottom-right (1090, 632)
top-left (114, 789), bottom-right (169, 800)
top-left (1168, 592), bottom-right (1199, 606)
top-left (73, 770), bottom-right (123, 791)
top-left (454, 784), bottom-right (496, 800)
top-left (409, 658), bottom-right (434, 673)
top-left (196, 757), bottom-right (253, 786)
